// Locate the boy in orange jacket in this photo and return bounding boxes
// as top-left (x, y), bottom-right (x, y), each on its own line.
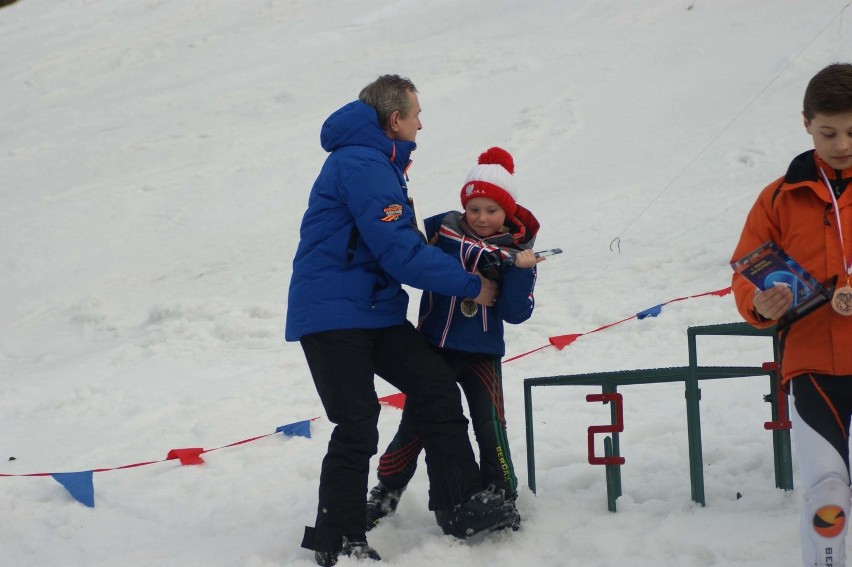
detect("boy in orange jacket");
top-left (731, 63), bottom-right (852, 567)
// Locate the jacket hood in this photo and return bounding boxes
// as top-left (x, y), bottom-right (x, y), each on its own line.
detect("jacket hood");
top-left (320, 101), bottom-right (417, 165)
top-left (453, 204), bottom-right (540, 249)
top-left (780, 150), bottom-right (852, 204)
top-left (783, 150), bottom-right (818, 184)
top-left (785, 149), bottom-right (852, 185)
top-left (440, 208), bottom-right (539, 280)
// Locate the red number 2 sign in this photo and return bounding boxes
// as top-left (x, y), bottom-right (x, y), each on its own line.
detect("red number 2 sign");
top-left (586, 393), bottom-right (625, 465)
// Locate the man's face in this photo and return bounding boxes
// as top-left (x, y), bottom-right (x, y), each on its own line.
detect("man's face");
top-left (389, 91), bottom-right (422, 142)
top-left (804, 111), bottom-right (852, 171)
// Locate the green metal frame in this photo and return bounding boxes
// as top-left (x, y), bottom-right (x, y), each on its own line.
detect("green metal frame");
top-left (685, 322), bottom-right (793, 503)
top-left (524, 322), bottom-right (793, 511)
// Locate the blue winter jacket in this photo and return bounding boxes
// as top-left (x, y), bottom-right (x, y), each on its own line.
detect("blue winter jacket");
top-left (416, 209), bottom-right (538, 356)
top-left (285, 101), bottom-right (482, 341)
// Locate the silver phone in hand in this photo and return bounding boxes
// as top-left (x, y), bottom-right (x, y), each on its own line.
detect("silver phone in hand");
top-left (534, 248), bottom-right (563, 258)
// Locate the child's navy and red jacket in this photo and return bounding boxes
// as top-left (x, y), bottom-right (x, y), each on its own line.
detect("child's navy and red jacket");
top-left (285, 101), bottom-right (482, 341)
top-left (416, 206), bottom-right (540, 356)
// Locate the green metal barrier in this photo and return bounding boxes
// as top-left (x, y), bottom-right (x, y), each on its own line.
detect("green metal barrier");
top-left (524, 322), bottom-right (792, 511)
top-left (685, 322), bottom-right (792, 504)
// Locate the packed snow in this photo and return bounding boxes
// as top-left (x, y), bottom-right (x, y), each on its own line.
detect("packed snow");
top-left (3, 0), bottom-right (852, 565)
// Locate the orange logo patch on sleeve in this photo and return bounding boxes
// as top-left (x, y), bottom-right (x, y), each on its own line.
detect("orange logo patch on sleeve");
top-left (380, 203), bottom-right (404, 222)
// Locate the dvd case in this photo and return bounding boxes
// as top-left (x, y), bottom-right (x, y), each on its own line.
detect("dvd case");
top-left (731, 240), bottom-right (834, 327)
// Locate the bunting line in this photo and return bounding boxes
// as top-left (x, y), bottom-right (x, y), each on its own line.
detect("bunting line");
top-left (502, 285), bottom-right (732, 363)
top-left (0, 285), bottom-right (733, 506)
top-left (0, 414), bottom-right (325, 506)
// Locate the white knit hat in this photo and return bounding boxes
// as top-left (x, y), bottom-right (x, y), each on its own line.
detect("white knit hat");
top-left (459, 147), bottom-right (518, 217)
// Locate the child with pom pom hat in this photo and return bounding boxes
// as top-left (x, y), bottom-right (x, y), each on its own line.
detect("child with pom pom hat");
top-left (367, 147), bottom-right (545, 533)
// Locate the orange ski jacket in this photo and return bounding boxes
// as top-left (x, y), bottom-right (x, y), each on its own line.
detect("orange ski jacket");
top-left (731, 150), bottom-right (852, 383)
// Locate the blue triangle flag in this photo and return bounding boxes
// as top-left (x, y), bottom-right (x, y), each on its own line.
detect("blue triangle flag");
top-left (636, 304), bottom-right (663, 319)
top-left (51, 471), bottom-right (95, 508)
top-left (276, 420), bottom-right (311, 439)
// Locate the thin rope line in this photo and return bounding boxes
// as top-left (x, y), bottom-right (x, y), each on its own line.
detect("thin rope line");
top-left (610, 1), bottom-right (851, 251)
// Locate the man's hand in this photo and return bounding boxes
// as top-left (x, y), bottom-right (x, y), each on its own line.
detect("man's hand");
top-left (472, 274), bottom-right (497, 306)
top-left (753, 284), bottom-right (793, 320)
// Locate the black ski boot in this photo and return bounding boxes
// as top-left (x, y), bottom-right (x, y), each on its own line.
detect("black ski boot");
top-left (366, 482), bottom-right (406, 531)
top-left (434, 485), bottom-right (515, 538)
top-left (314, 537), bottom-right (381, 566)
top-left (492, 493), bottom-right (522, 532)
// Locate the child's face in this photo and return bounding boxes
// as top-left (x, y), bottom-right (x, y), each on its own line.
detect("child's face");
top-left (804, 111), bottom-right (852, 171)
top-left (464, 197), bottom-right (507, 238)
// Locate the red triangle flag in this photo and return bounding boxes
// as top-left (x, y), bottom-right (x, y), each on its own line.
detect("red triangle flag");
top-left (379, 392), bottom-right (406, 409)
top-left (708, 286), bottom-right (732, 296)
top-left (549, 333), bottom-right (582, 350)
top-left (166, 448), bottom-right (205, 465)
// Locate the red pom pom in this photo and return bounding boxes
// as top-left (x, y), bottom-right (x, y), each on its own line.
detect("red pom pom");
top-left (478, 147), bottom-right (514, 174)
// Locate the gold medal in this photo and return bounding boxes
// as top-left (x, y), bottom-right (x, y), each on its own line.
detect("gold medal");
top-left (832, 286), bottom-right (852, 316)
top-left (460, 299), bottom-right (479, 318)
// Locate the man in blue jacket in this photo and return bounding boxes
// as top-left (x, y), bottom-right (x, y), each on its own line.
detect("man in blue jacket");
top-left (286, 75), bottom-right (516, 566)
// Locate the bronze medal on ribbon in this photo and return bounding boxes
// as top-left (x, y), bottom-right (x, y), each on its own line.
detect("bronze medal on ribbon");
top-left (820, 169), bottom-right (852, 316)
top-left (832, 286), bottom-right (852, 316)
top-left (460, 299), bottom-right (479, 318)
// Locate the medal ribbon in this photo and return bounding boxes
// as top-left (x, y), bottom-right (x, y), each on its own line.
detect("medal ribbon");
top-left (820, 167), bottom-right (852, 287)
top-left (459, 233), bottom-right (487, 272)
top-left (458, 233), bottom-right (493, 328)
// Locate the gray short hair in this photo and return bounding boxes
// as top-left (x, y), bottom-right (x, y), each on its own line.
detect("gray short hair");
top-left (359, 75), bottom-right (417, 131)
